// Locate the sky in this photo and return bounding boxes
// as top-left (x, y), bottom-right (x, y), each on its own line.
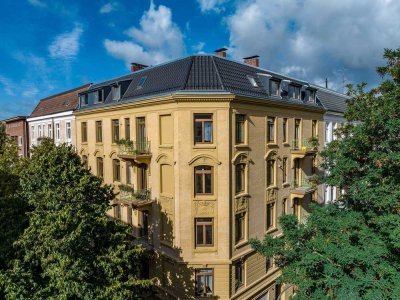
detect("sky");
top-left (1, 0), bottom-right (400, 119)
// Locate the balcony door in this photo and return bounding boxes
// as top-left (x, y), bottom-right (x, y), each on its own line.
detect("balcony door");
top-left (138, 163), bottom-right (147, 190)
top-left (136, 117), bottom-right (146, 151)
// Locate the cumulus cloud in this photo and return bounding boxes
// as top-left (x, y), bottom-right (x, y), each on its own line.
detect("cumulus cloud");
top-left (197, 0), bottom-right (228, 12)
top-left (100, 2), bottom-right (116, 14)
top-left (104, 1), bottom-right (184, 67)
top-left (227, 0), bottom-right (400, 90)
top-left (49, 24), bottom-right (83, 61)
top-left (192, 41), bottom-right (205, 53)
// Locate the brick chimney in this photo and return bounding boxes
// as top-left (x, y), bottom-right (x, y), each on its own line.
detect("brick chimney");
top-left (214, 48), bottom-right (228, 57)
top-left (130, 63), bottom-right (148, 72)
top-left (243, 55), bottom-right (260, 67)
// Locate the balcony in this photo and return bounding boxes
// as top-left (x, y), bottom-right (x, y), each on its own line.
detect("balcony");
top-left (117, 140), bottom-right (151, 163)
top-left (116, 184), bottom-right (155, 209)
top-left (290, 137), bottom-right (318, 162)
top-left (290, 177), bottom-right (316, 198)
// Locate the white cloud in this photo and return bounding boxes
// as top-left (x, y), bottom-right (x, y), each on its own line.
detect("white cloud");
top-left (0, 75), bottom-right (16, 96)
top-left (227, 0), bottom-right (400, 90)
top-left (100, 2), bottom-right (116, 14)
top-left (22, 85), bottom-right (39, 97)
top-left (48, 24), bottom-right (83, 61)
top-left (27, 0), bottom-right (46, 8)
top-left (197, 0), bottom-right (228, 13)
top-left (192, 42), bottom-right (205, 53)
top-left (104, 1), bottom-right (184, 67)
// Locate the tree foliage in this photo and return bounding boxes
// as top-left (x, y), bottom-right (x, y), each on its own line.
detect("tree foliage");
top-left (1, 139), bottom-right (153, 299)
top-left (251, 48), bottom-right (400, 299)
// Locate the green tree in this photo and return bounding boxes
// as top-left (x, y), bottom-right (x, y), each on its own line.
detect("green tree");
top-left (1, 139), bottom-right (153, 299)
top-left (0, 123), bottom-right (28, 270)
top-left (251, 48), bottom-right (400, 299)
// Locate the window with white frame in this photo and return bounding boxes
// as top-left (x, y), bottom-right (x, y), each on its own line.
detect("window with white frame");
top-left (38, 125), bottom-right (42, 137)
top-left (48, 124), bottom-right (52, 138)
top-left (66, 122), bottom-right (71, 140)
top-left (55, 123), bottom-right (60, 141)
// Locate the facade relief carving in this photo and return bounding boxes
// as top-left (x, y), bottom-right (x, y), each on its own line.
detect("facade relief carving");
top-left (193, 200), bottom-right (216, 216)
top-left (235, 195), bottom-right (249, 213)
top-left (266, 188), bottom-right (277, 203)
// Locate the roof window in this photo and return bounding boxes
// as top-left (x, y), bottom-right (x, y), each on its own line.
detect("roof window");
top-left (137, 76), bottom-right (147, 89)
top-left (247, 75), bottom-right (258, 87)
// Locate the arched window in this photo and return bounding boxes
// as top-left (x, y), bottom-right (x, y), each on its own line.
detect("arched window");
top-left (266, 154), bottom-right (276, 187)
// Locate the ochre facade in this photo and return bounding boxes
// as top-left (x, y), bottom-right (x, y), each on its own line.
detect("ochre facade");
top-left (75, 93), bottom-right (324, 300)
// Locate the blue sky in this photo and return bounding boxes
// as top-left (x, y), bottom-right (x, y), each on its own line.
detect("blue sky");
top-left (1, 0), bottom-right (400, 119)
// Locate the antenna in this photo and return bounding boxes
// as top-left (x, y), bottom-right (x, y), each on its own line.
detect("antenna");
top-left (325, 78), bottom-right (328, 89)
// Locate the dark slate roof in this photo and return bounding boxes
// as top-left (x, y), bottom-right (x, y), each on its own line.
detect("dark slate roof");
top-left (77, 55), bottom-right (347, 111)
top-left (314, 87), bottom-right (350, 114)
top-left (30, 84), bottom-right (91, 118)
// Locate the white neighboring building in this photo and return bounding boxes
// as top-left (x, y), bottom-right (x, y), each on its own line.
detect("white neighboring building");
top-left (27, 84), bottom-right (90, 150)
top-left (314, 87), bottom-right (350, 204)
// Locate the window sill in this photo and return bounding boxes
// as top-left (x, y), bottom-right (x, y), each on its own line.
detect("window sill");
top-left (266, 186), bottom-right (279, 191)
top-left (283, 142), bottom-right (290, 147)
top-left (159, 144), bottom-right (173, 149)
top-left (235, 192), bottom-right (249, 199)
top-left (96, 142), bottom-right (103, 146)
top-left (234, 240), bottom-right (248, 249)
top-left (81, 142), bottom-right (88, 145)
top-left (193, 196), bottom-right (217, 201)
top-left (234, 144), bottom-right (249, 149)
top-left (193, 144), bottom-right (216, 149)
top-left (193, 247), bottom-right (217, 253)
top-left (282, 183), bottom-right (290, 188)
top-left (266, 143), bottom-right (278, 147)
top-left (266, 227), bottom-right (278, 234)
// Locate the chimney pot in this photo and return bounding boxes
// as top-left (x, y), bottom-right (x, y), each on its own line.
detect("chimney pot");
top-left (130, 63), bottom-right (148, 72)
top-left (214, 48), bottom-right (228, 58)
top-left (243, 55), bottom-right (260, 67)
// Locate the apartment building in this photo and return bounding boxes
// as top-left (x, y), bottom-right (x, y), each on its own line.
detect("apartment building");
top-left (1, 116), bottom-right (29, 157)
top-left (27, 84), bottom-right (90, 149)
top-left (74, 52), bottom-right (338, 300)
top-left (314, 87), bottom-right (349, 204)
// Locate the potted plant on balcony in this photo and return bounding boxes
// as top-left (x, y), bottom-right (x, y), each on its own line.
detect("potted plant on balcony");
top-left (307, 136), bottom-right (319, 150)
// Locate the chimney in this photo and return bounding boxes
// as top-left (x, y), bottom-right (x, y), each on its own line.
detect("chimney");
top-left (214, 48), bottom-right (228, 57)
top-left (243, 55), bottom-right (260, 67)
top-left (130, 62), bottom-right (148, 72)
top-left (325, 78), bottom-right (328, 89)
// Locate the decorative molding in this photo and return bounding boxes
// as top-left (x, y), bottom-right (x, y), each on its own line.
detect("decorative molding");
top-left (188, 154), bottom-right (221, 166)
top-left (232, 152), bottom-right (252, 164)
top-left (266, 188), bottom-right (278, 203)
top-left (109, 150), bottom-right (117, 158)
top-left (194, 200), bottom-right (216, 216)
top-left (264, 150), bottom-right (277, 160)
top-left (235, 196), bottom-right (249, 213)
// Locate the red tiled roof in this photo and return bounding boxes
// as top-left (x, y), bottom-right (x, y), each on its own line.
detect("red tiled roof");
top-left (30, 84), bottom-right (91, 118)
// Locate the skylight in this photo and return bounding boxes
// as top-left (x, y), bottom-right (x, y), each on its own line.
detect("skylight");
top-left (137, 76), bottom-right (147, 89)
top-left (247, 75), bottom-right (258, 87)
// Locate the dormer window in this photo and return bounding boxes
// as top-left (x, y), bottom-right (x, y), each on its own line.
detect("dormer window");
top-left (288, 85), bottom-right (300, 100)
top-left (137, 76), bottom-right (147, 89)
top-left (93, 90), bottom-right (103, 104)
top-left (247, 75), bottom-right (258, 87)
top-left (309, 90), bottom-right (316, 102)
top-left (81, 94), bottom-right (88, 106)
top-left (270, 80), bottom-right (280, 96)
top-left (112, 85), bottom-right (121, 101)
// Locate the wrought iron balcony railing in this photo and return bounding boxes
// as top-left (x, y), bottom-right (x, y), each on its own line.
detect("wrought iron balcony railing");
top-left (290, 177), bottom-right (316, 191)
top-left (291, 137), bottom-right (318, 152)
top-left (118, 140), bottom-right (151, 156)
top-left (118, 184), bottom-right (152, 202)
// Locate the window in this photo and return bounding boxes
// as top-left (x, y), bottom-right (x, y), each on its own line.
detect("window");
top-left (195, 218), bottom-right (213, 247)
top-left (66, 122), bottom-right (71, 140)
top-left (194, 114), bottom-right (213, 144)
top-left (288, 85), bottom-right (300, 99)
top-left (112, 85), bottom-right (121, 101)
top-left (112, 119), bottom-right (120, 143)
top-left (38, 125), bottom-right (42, 137)
top-left (283, 118), bottom-right (288, 143)
top-left (266, 202), bottom-right (275, 230)
top-left (55, 123), bottom-right (60, 141)
top-left (235, 163), bottom-right (245, 194)
top-left (312, 155), bottom-right (317, 174)
top-left (294, 119), bottom-right (301, 142)
top-left (235, 261), bottom-right (244, 291)
top-left (247, 75), bottom-right (258, 87)
top-left (293, 198), bottom-right (300, 220)
top-left (195, 166), bottom-right (213, 195)
top-left (235, 114), bottom-right (245, 144)
top-left (267, 117), bottom-right (275, 143)
top-left (293, 158), bottom-right (300, 187)
top-left (282, 198), bottom-right (287, 215)
top-left (195, 269), bottom-right (213, 297)
top-left (312, 120), bottom-right (318, 138)
top-left (114, 204), bottom-right (122, 220)
top-left (282, 157), bottom-right (288, 183)
top-left (235, 212), bottom-right (245, 243)
top-left (270, 80), bottom-right (280, 96)
top-left (266, 158), bottom-right (275, 187)
top-left (136, 117), bottom-right (146, 149)
top-left (18, 136), bottom-right (23, 146)
top-left (31, 126), bottom-right (34, 140)
top-left (96, 157), bottom-right (103, 178)
top-left (309, 90), bottom-right (316, 102)
top-left (113, 159), bottom-right (121, 182)
top-left (90, 90), bottom-right (103, 104)
top-left (81, 94), bottom-right (88, 106)
top-left (137, 76), bottom-right (147, 89)
top-left (82, 155), bottom-right (88, 169)
top-left (96, 121), bottom-right (102, 143)
top-left (81, 122), bottom-right (87, 143)
top-left (48, 124), bottom-right (52, 138)
top-left (125, 118), bottom-right (130, 139)
top-left (126, 161), bottom-right (132, 184)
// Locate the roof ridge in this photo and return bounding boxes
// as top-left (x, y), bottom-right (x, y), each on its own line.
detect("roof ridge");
top-left (40, 83), bottom-right (91, 101)
top-left (211, 56), bottom-right (225, 90)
